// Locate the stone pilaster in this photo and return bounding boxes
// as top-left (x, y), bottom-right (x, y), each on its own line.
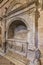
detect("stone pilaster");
top-left (3, 7), bottom-right (8, 53)
top-left (33, 0), bottom-right (41, 65)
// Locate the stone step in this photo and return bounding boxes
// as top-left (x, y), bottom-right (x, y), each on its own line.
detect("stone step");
top-left (0, 49), bottom-right (29, 65)
top-left (0, 55), bottom-right (15, 65)
top-left (4, 50), bottom-right (29, 65)
top-left (4, 55), bottom-right (25, 65)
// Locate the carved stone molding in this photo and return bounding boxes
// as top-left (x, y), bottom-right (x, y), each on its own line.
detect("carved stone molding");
top-left (0, 0), bottom-right (9, 8)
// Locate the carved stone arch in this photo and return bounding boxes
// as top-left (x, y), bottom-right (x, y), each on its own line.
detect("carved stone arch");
top-left (6, 17), bottom-right (29, 39)
top-left (7, 17), bottom-right (29, 32)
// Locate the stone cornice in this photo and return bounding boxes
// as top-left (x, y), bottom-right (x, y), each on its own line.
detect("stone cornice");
top-left (3, 1), bottom-right (35, 18)
top-left (0, 0), bottom-right (9, 8)
top-left (5, 5), bottom-right (35, 20)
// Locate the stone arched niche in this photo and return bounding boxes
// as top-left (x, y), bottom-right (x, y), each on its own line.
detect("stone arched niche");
top-left (7, 20), bottom-right (28, 52)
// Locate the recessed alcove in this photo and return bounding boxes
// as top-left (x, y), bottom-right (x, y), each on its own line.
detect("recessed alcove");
top-left (7, 20), bottom-right (28, 53)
